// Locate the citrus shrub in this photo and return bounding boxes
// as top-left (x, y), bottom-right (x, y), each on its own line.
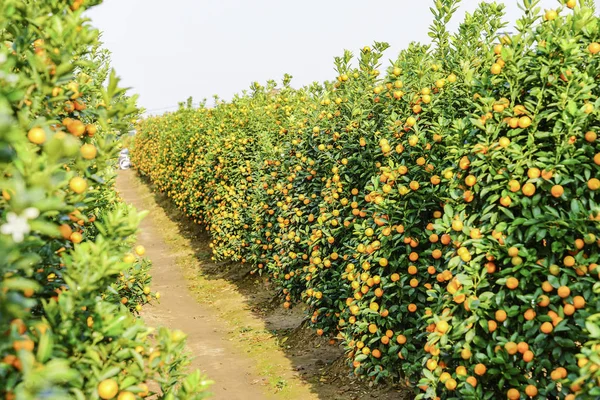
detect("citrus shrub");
top-left (0, 0), bottom-right (211, 398)
top-left (132, 0), bottom-right (600, 398)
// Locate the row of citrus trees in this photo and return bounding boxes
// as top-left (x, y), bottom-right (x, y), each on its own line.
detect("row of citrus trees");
top-left (132, 0), bottom-right (600, 398)
top-left (0, 1), bottom-right (211, 399)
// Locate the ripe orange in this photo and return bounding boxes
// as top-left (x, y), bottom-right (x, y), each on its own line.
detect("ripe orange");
top-left (508, 180), bottom-right (520, 192)
top-left (70, 231), bottom-right (83, 244)
top-left (98, 379), bottom-right (119, 399)
top-left (505, 342), bottom-right (518, 355)
top-left (465, 175), bottom-right (476, 187)
top-left (573, 295), bottom-right (585, 309)
top-left (445, 378), bottom-right (457, 391)
top-left (525, 385), bottom-right (538, 397)
top-left (540, 321), bottom-right (553, 334)
top-left (588, 178), bottom-right (600, 191)
top-left (451, 220), bottom-right (463, 232)
top-left (524, 308), bottom-right (536, 320)
top-left (487, 320), bottom-right (497, 332)
top-left (396, 334), bottom-right (407, 344)
top-left (474, 363), bottom-right (486, 376)
top-left (585, 131), bottom-right (597, 142)
top-left (499, 137), bottom-right (511, 148)
top-left (506, 277), bottom-right (519, 289)
top-left (436, 320), bottom-right (449, 334)
top-left (563, 304), bottom-right (575, 316)
top-left (588, 42), bottom-right (600, 54)
top-left (490, 63), bottom-right (502, 74)
top-left (518, 116), bottom-right (532, 128)
top-left (27, 127), bottom-right (46, 144)
top-left (495, 310), bottom-right (507, 322)
top-left (507, 389), bottom-right (520, 400)
top-left (557, 286), bottom-right (570, 298)
top-left (69, 177), bottom-right (87, 194)
top-left (551, 185), bottom-right (564, 197)
top-left (460, 348), bottom-right (472, 359)
top-left (67, 120), bottom-right (86, 137)
top-left (80, 143), bottom-right (97, 159)
top-left (117, 392), bottom-right (135, 400)
top-left (59, 224), bottom-right (73, 239)
top-left (522, 182), bottom-right (536, 196)
top-left (563, 255), bottom-right (575, 267)
top-left (86, 124), bottom-right (98, 136)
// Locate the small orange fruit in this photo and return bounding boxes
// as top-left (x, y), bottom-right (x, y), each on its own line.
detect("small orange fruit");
top-left (98, 379), bottom-right (119, 399)
top-left (551, 185), bottom-right (564, 197)
top-left (27, 127), bottom-right (46, 144)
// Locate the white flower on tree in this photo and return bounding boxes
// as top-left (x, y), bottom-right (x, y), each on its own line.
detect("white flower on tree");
top-left (1, 207), bottom-right (40, 243)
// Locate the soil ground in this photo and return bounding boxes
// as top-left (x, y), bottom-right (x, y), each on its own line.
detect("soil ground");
top-left (116, 169), bottom-right (410, 400)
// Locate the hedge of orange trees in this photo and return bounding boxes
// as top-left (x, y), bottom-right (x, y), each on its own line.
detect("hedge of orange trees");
top-left (0, 1), bottom-right (211, 399)
top-left (133, 0), bottom-right (600, 398)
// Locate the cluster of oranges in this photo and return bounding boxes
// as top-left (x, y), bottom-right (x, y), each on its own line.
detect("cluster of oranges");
top-left (133, 1), bottom-right (600, 399)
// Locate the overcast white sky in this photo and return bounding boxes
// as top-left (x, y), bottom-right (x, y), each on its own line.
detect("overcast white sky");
top-left (86, 0), bottom-right (558, 114)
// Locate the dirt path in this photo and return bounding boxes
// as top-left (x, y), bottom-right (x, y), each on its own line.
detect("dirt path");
top-left (116, 170), bottom-right (321, 400)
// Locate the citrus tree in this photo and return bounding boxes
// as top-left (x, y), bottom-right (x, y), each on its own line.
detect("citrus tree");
top-left (0, 0), bottom-right (211, 398)
top-left (132, 0), bottom-right (600, 398)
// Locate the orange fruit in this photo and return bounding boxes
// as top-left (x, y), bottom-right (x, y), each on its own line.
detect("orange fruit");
top-left (506, 277), bottom-right (519, 289)
top-left (396, 334), bottom-right (407, 344)
top-left (588, 178), bottom-right (600, 191)
top-left (499, 137), bottom-right (511, 147)
top-left (460, 348), bottom-right (472, 360)
top-left (488, 320), bottom-right (497, 332)
top-left (527, 167), bottom-right (540, 179)
top-left (445, 378), bottom-right (457, 391)
top-left (490, 63), bottom-right (502, 74)
top-left (563, 304), bottom-right (575, 316)
top-left (505, 342), bottom-right (518, 355)
top-left (573, 295), bottom-right (586, 309)
top-left (466, 376), bottom-right (477, 387)
top-left (508, 180), bottom-right (520, 192)
top-left (27, 127), bottom-right (46, 144)
top-left (69, 177), bottom-right (87, 194)
top-left (474, 363), bottom-right (486, 375)
top-left (588, 42), bottom-right (600, 54)
top-left (495, 309), bottom-right (507, 322)
top-left (67, 120), bottom-right (86, 137)
top-left (59, 224), bottom-right (73, 239)
top-left (538, 295), bottom-right (550, 307)
top-left (551, 185), bottom-right (564, 197)
top-left (585, 131), bottom-right (597, 142)
top-left (524, 309), bottom-right (536, 320)
top-left (540, 321), bottom-right (553, 334)
top-left (525, 385), bottom-right (538, 397)
top-left (70, 231), bottom-right (83, 244)
top-left (557, 285), bottom-right (571, 298)
top-left (86, 124), bottom-right (98, 136)
top-left (518, 116), bottom-right (532, 128)
top-left (451, 220), bottom-right (463, 232)
top-left (117, 392), bottom-right (135, 400)
top-left (80, 144), bottom-right (97, 159)
top-left (465, 175), bottom-right (476, 187)
top-left (98, 379), bottom-right (119, 399)
top-left (507, 389), bottom-right (520, 400)
top-left (563, 255), bottom-right (575, 267)
top-left (542, 281), bottom-right (554, 292)
top-left (436, 320), bottom-right (449, 334)
top-left (522, 182), bottom-right (536, 196)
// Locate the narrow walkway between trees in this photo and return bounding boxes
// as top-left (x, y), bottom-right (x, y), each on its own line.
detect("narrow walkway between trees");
top-left (116, 170), bottom-right (320, 400)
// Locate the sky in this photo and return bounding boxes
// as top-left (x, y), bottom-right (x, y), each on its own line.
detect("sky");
top-left (86, 0), bottom-right (559, 115)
